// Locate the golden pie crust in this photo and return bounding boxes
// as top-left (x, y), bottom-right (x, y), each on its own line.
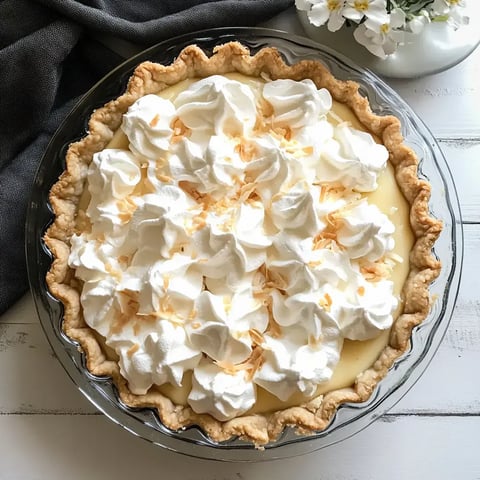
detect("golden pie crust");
top-left (44, 41), bottom-right (442, 446)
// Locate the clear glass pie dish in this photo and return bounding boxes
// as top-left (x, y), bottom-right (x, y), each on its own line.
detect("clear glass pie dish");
top-left (26, 27), bottom-right (463, 462)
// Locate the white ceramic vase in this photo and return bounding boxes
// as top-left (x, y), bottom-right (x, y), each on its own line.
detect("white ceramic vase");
top-left (296, 5), bottom-right (480, 78)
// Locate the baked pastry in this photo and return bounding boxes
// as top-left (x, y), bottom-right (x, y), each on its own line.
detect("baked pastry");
top-left (44, 42), bottom-right (442, 446)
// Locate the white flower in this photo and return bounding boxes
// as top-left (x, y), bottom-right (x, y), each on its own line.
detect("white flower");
top-left (295, 0), bottom-right (312, 11)
top-left (343, 0), bottom-right (388, 24)
top-left (430, 0), bottom-right (447, 16)
top-left (353, 9), bottom-right (406, 59)
top-left (407, 9), bottom-right (430, 35)
top-left (430, 0), bottom-right (469, 28)
top-left (307, 0), bottom-right (347, 32)
top-left (430, 0), bottom-right (452, 16)
top-left (446, 1), bottom-right (470, 28)
top-left (297, 0), bottom-right (471, 58)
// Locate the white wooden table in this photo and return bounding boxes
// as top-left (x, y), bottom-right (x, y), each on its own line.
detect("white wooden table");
top-left (2, 8), bottom-right (479, 479)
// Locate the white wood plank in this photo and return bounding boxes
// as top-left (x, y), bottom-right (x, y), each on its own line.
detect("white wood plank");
top-left (0, 414), bottom-right (478, 479)
top-left (1, 293), bottom-right (37, 324)
top-left (376, 48), bottom-right (480, 140)
top-left (439, 139), bottom-right (480, 223)
top-left (391, 346), bottom-right (480, 414)
top-left (455, 223), bottom-right (480, 302)
top-left (0, 322), bottom-right (95, 414)
top-left (391, 224), bottom-right (480, 413)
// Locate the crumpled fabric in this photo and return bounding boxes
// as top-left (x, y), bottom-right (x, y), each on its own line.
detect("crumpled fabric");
top-left (0, 0), bottom-right (293, 314)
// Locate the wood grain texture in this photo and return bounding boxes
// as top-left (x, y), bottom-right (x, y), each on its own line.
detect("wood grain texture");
top-left (0, 322), bottom-right (95, 413)
top-left (0, 415), bottom-right (478, 479)
top-left (386, 47), bottom-right (480, 139)
top-left (439, 140), bottom-right (480, 223)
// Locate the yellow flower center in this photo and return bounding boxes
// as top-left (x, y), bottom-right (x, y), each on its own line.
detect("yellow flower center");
top-left (448, 0), bottom-right (460, 4)
top-left (380, 23), bottom-right (390, 33)
top-left (328, 0), bottom-right (340, 11)
top-left (354, 0), bottom-right (369, 11)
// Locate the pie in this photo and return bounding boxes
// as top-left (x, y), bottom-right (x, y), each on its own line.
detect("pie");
top-left (44, 42), bottom-right (442, 446)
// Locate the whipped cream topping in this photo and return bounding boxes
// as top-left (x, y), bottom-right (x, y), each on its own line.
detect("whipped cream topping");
top-left (255, 325), bottom-right (342, 401)
top-left (175, 75), bottom-right (257, 137)
top-left (70, 74), bottom-right (400, 421)
top-left (263, 78), bottom-right (332, 129)
top-left (122, 94), bottom-right (176, 159)
top-left (188, 359), bottom-right (256, 421)
top-left (321, 123), bottom-right (389, 192)
top-left (336, 201), bottom-right (395, 262)
top-left (186, 289), bottom-right (268, 365)
top-left (112, 320), bottom-right (202, 395)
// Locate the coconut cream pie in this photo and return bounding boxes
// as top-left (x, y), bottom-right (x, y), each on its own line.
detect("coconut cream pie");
top-left (45, 42), bottom-right (442, 445)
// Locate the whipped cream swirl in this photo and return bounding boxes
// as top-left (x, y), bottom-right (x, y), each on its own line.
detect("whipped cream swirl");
top-left (70, 74), bottom-right (400, 421)
top-left (320, 123), bottom-right (389, 192)
top-left (188, 359), bottom-right (256, 421)
top-left (175, 75), bottom-right (257, 137)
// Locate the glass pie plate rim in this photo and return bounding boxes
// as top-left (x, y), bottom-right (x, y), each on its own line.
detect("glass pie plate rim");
top-left (25, 27), bottom-right (463, 462)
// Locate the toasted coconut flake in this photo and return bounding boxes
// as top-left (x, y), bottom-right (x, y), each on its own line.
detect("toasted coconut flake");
top-left (110, 312), bottom-right (131, 335)
top-left (170, 117), bottom-right (191, 143)
top-left (127, 343), bottom-right (140, 357)
top-left (149, 114), bottom-right (160, 127)
top-left (104, 262), bottom-right (122, 280)
top-left (179, 181), bottom-right (214, 207)
top-left (118, 254), bottom-right (131, 266)
top-left (116, 196), bottom-right (138, 224)
top-left (360, 261), bottom-right (392, 281)
top-left (266, 303), bottom-right (283, 339)
top-left (218, 346), bottom-right (265, 381)
top-left (319, 185), bottom-right (327, 203)
top-left (318, 292), bottom-right (332, 312)
top-left (235, 138), bottom-right (258, 162)
top-left (156, 174), bottom-right (173, 183)
top-left (302, 146), bottom-right (314, 156)
top-left (249, 328), bottom-right (265, 346)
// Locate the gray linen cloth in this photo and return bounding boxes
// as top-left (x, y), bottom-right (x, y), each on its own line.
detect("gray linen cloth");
top-left (0, 0), bottom-right (293, 313)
